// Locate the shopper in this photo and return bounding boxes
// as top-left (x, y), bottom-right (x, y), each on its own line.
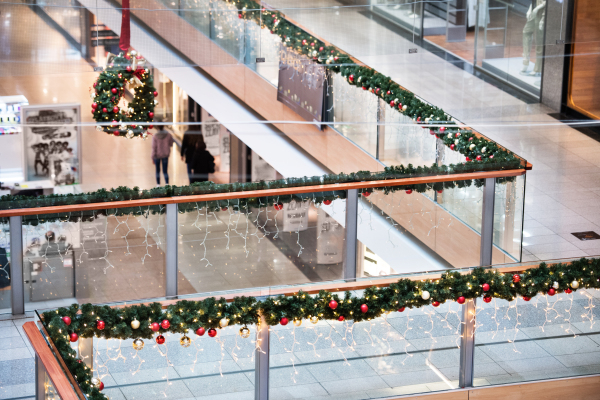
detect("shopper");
top-left (189, 135), bottom-right (215, 183)
top-left (180, 125), bottom-right (201, 183)
top-left (151, 127), bottom-right (174, 186)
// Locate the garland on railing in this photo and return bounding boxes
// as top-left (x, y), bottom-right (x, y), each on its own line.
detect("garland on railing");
top-left (227, 0), bottom-right (520, 165)
top-left (0, 160), bottom-right (520, 216)
top-left (42, 258), bottom-right (600, 399)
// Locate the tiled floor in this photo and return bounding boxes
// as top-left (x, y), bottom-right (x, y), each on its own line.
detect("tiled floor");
top-left (0, 315), bottom-right (36, 400)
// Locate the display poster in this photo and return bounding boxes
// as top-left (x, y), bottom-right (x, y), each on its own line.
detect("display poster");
top-left (21, 104), bottom-right (81, 185)
top-left (251, 151), bottom-right (277, 182)
top-left (201, 109), bottom-right (222, 156)
top-left (277, 44), bottom-right (326, 129)
top-left (219, 129), bottom-right (231, 173)
top-left (282, 199), bottom-right (309, 233)
top-left (316, 208), bottom-right (344, 264)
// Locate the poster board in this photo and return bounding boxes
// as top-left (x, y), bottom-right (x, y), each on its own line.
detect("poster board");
top-left (21, 104), bottom-right (81, 186)
top-left (201, 108), bottom-right (222, 156)
top-left (219, 129), bottom-right (231, 173)
top-left (282, 200), bottom-right (309, 233)
top-left (316, 208), bottom-right (344, 264)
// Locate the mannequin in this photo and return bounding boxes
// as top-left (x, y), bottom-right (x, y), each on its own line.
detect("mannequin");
top-left (521, 0), bottom-right (546, 76)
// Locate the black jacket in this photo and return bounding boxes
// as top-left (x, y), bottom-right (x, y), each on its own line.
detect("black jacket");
top-left (180, 132), bottom-right (199, 163)
top-left (190, 148), bottom-right (215, 178)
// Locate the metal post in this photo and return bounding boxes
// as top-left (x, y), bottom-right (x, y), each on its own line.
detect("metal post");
top-left (255, 313), bottom-right (270, 400)
top-left (10, 215), bottom-right (24, 315)
top-left (480, 177), bottom-right (496, 267)
top-left (458, 298), bottom-right (477, 388)
top-left (343, 189), bottom-right (358, 280)
top-left (376, 98), bottom-right (385, 160)
top-left (165, 203), bottom-right (178, 298)
top-left (35, 355), bottom-right (45, 400)
top-left (78, 337), bottom-right (94, 371)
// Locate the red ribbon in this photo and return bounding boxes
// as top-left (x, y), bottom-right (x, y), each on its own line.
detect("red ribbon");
top-left (119, 0), bottom-right (131, 52)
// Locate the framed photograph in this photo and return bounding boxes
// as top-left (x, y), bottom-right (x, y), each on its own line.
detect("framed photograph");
top-left (21, 104), bottom-right (82, 186)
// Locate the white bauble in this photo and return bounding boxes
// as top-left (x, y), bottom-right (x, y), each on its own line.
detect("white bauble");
top-left (131, 319), bottom-right (140, 330)
top-left (219, 318), bottom-right (229, 328)
top-left (402, 105), bottom-right (408, 111)
top-left (469, 144), bottom-right (475, 150)
top-left (447, 133), bottom-right (453, 139)
top-left (552, 281), bottom-right (559, 289)
top-left (421, 291), bottom-right (430, 300)
top-left (481, 147), bottom-right (487, 153)
top-left (571, 280), bottom-right (579, 289)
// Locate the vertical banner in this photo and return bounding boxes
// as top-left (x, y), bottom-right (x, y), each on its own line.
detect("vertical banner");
top-left (219, 129), bottom-right (230, 173)
top-left (282, 199), bottom-right (309, 233)
top-left (316, 207), bottom-right (344, 264)
top-left (201, 108), bottom-right (222, 156)
top-left (21, 104), bottom-right (81, 185)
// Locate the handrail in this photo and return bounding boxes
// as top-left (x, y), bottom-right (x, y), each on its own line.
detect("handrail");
top-left (23, 321), bottom-right (80, 400)
top-left (0, 168), bottom-right (525, 218)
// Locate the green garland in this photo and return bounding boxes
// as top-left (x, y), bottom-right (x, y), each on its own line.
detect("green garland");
top-left (0, 161), bottom-right (520, 218)
top-left (42, 258), bottom-right (599, 399)
top-left (92, 52), bottom-right (157, 138)
top-left (228, 0), bottom-right (520, 165)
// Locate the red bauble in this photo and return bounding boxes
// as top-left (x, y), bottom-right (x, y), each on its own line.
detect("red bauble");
top-left (437, 189), bottom-right (443, 194)
top-left (113, 106), bottom-right (119, 113)
top-left (387, 90), bottom-right (391, 95)
top-left (91, 110), bottom-right (95, 114)
top-left (466, 157), bottom-right (471, 162)
top-left (482, 283), bottom-right (490, 292)
top-left (398, 307), bottom-right (405, 312)
top-left (405, 189), bottom-right (412, 194)
top-left (439, 127), bottom-right (445, 133)
top-left (125, 54), bottom-right (131, 60)
top-left (450, 144), bottom-right (455, 150)
top-left (389, 100), bottom-right (395, 107)
top-left (430, 129), bottom-right (435, 135)
top-left (156, 335), bottom-right (166, 345)
top-left (483, 296), bottom-right (492, 303)
top-left (522, 296), bottom-right (531, 301)
top-left (360, 304), bottom-right (368, 313)
top-left (329, 300), bottom-right (338, 310)
top-left (153, 91), bottom-right (158, 97)
top-left (148, 112), bottom-right (154, 118)
top-left (161, 320), bottom-right (170, 330)
top-left (319, 46), bottom-right (324, 51)
top-left (62, 316), bottom-right (72, 326)
top-left (323, 199), bottom-right (332, 205)
top-left (301, 39), bottom-right (307, 45)
top-left (96, 320), bottom-right (105, 330)
top-left (489, 155), bottom-right (494, 159)
top-left (150, 322), bottom-right (160, 332)
top-left (148, 125), bottom-right (154, 129)
top-left (334, 56), bottom-right (339, 61)
top-left (476, 155), bottom-right (482, 161)
top-left (126, 66), bottom-right (132, 72)
top-left (280, 317), bottom-right (289, 326)
top-left (238, 13), bottom-right (242, 18)
top-left (548, 288), bottom-right (556, 296)
top-left (348, 74), bottom-right (354, 82)
top-left (111, 88), bottom-right (118, 94)
top-left (102, 108), bottom-right (107, 113)
top-left (362, 86), bottom-right (367, 90)
top-left (274, 202), bottom-right (283, 211)
top-left (92, 102), bottom-right (98, 109)
top-left (432, 301), bottom-right (440, 307)
top-left (337, 315), bottom-right (345, 321)
top-left (98, 382), bottom-right (104, 391)
top-left (457, 296), bottom-right (465, 305)
top-left (565, 288), bottom-right (572, 294)
top-left (131, 124), bottom-right (137, 129)
top-left (69, 333), bottom-right (79, 342)
top-left (208, 328), bottom-right (217, 337)
top-left (196, 327), bottom-right (206, 336)
top-left (417, 116), bottom-right (421, 122)
top-left (93, 82), bottom-right (97, 88)
top-left (113, 131), bottom-right (120, 136)
top-left (363, 191), bottom-right (371, 197)
top-left (512, 274), bottom-right (521, 283)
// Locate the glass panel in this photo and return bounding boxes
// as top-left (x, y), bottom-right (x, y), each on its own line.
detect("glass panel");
top-left (177, 193), bottom-right (347, 295)
top-left (269, 297), bottom-right (463, 399)
top-left (371, 0), bottom-right (423, 38)
top-left (0, 218), bottom-right (10, 314)
top-left (244, 15), bottom-right (281, 85)
top-left (474, 289), bottom-right (600, 386)
top-left (180, 0), bottom-right (211, 36)
top-left (210, 1), bottom-right (245, 61)
top-left (44, 367), bottom-right (60, 400)
top-left (22, 209), bottom-right (166, 310)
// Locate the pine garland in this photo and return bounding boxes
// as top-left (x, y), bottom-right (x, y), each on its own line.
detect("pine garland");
top-left (41, 258), bottom-right (599, 399)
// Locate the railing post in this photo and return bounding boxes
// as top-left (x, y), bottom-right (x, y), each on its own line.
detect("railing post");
top-left (459, 177), bottom-right (495, 388)
top-left (376, 98), bottom-right (385, 160)
top-left (343, 189), bottom-right (358, 280)
top-left (255, 313), bottom-right (269, 400)
top-left (10, 215), bottom-right (24, 315)
top-left (35, 355), bottom-right (45, 400)
top-left (165, 203), bottom-right (178, 298)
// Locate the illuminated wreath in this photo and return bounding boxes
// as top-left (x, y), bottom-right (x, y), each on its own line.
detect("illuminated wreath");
top-left (91, 51), bottom-right (157, 139)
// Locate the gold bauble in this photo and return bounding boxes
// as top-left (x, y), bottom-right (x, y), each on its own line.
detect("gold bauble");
top-left (131, 319), bottom-right (140, 329)
top-left (219, 318), bottom-right (229, 328)
top-left (132, 338), bottom-right (144, 350)
top-left (180, 335), bottom-right (191, 348)
top-left (91, 377), bottom-right (100, 387)
top-left (310, 316), bottom-right (319, 324)
top-left (293, 319), bottom-right (302, 327)
top-left (239, 326), bottom-right (250, 338)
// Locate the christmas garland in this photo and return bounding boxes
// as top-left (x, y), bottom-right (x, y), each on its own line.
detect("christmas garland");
top-left (0, 160), bottom-right (521, 222)
top-left (41, 257), bottom-right (600, 400)
top-left (91, 51), bottom-right (157, 138)
top-left (227, 1), bottom-right (519, 164)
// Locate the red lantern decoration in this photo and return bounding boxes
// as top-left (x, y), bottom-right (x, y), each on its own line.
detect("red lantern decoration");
top-left (69, 333), bottom-right (79, 342)
top-left (208, 328), bottom-right (217, 337)
top-left (62, 316), bottom-right (72, 326)
top-left (161, 320), bottom-right (170, 330)
top-left (329, 300), bottom-right (338, 310)
top-left (156, 335), bottom-right (166, 345)
top-left (280, 317), bottom-right (289, 326)
top-left (196, 327), bottom-right (206, 336)
top-left (360, 304), bottom-right (368, 313)
top-left (513, 274), bottom-right (521, 283)
top-left (96, 320), bottom-right (105, 330)
top-left (150, 322), bottom-right (160, 332)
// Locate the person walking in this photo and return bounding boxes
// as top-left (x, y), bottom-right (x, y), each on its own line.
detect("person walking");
top-left (189, 135), bottom-right (215, 183)
top-left (180, 125), bottom-right (201, 183)
top-left (151, 127), bottom-right (174, 186)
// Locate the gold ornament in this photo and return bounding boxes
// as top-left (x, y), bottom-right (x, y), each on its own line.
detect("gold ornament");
top-left (180, 335), bottom-right (191, 347)
top-left (571, 280), bottom-right (580, 289)
top-left (310, 316), bottom-right (319, 324)
top-left (126, 130), bottom-right (134, 139)
top-left (293, 319), bottom-right (302, 327)
top-left (91, 377), bottom-right (100, 387)
top-left (239, 326), bottom-right (250, 338)
top-left (132, 338), bottom-right (144, 350)
top-left (131, 319), bottom-right (140, 329)
top-left (219, 318), bottom-right (229, 328)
